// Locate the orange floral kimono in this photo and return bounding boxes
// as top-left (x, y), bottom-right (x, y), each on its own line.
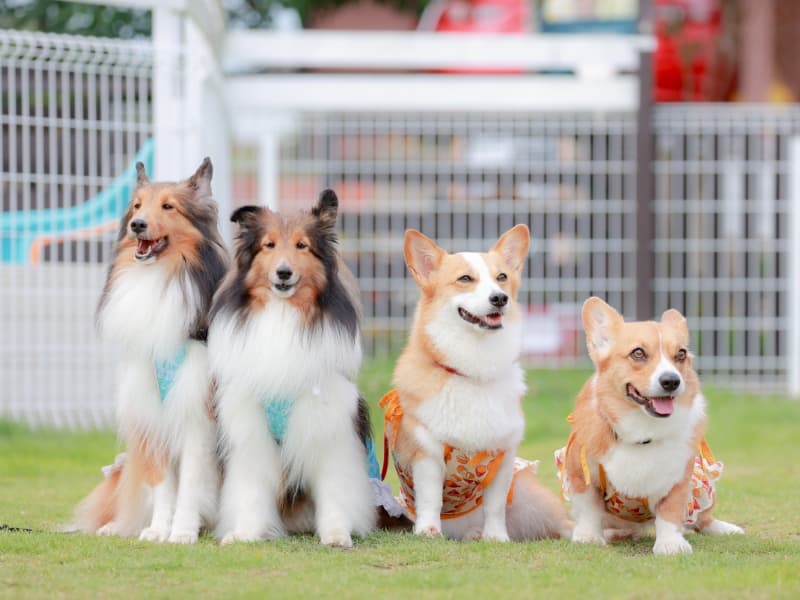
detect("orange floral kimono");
top-left (380, 390), bottom-right (534, 520)
top-left (554, 427), bottom-right (723, 525)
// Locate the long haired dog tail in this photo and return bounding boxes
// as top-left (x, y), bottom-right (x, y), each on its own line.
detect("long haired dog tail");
top-left (74, 443), bottom-right (161, 536)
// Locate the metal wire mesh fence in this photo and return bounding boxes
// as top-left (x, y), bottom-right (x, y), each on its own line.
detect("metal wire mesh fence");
top-left (1, 29), bottom-right (797, 428)
top-left (0, 30), bottom-right (153, 427)
top-left (264, 112), bottom-right (639, 361)
top-left (653, 105), bottom-right (800, 388)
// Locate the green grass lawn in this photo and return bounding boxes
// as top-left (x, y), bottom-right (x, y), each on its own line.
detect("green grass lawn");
top-left (2, 359), bottom-right (799, 599)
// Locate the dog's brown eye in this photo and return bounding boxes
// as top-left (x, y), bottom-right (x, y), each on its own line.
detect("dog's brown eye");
top-left (133, 203), bottom-right (141, 210)
top-left (296, 241), bottom-right (307, 250)
top-left (162, 203), bottom-right (173, 210)
top-left (630, 347), bottom-right (647, 361)
top-left (264, 241), bottom-right (275, 249)
top-left (675, 349), bottom-right (688, 362)
top-left (496, 273), bottom-right (507, 282)
top-left (458, 275), bottom-right (473, 283)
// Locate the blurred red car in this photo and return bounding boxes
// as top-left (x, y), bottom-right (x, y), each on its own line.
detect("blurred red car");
top-left (418, 0), bottom-right (532, 73)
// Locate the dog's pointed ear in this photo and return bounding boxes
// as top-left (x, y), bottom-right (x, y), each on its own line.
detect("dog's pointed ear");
top-left (582, 297), bottom-right (623, 365)
top-left (135, 162), bottom-right (149, 188)
top-left (230, 205), bottom-right (265, 269)
top-left (660, 308), bottom-right (689, 341)
top-left (404, 229), bottom-right (446, 288)
top-left (230, 205), bottom-right (264, 232)
top-left (312, 189), bottom-right (338, 230)
top-left (187, 157), bottom-right (213, 196)
top-left (491, 224), bottom-right (530, 273)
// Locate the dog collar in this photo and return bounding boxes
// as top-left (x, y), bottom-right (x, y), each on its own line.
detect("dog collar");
top-left (434, 360), bottom-right (465, 377)
top-left (612, 428), bottom-right (652, 446)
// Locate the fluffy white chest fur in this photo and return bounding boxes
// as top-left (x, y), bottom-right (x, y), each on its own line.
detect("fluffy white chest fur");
top-left (208, 301), bottom-right (362, 401)
top-left (599, 393), bottom-right (706, 501)
top-left (414, 309), bottom-right (526, 453)
top-left (414, 367), bottom-right (525, 453)
top-left (100, 264), bottom-right (198, 359)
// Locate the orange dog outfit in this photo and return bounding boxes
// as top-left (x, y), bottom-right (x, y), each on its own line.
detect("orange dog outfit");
top-left (554, 420), bottom-right (723, 525)
top-left (380, 390), bottom-right (535, 519)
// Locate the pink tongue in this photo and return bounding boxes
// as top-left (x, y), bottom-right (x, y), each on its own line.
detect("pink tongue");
top-left (651, 397), bottom-right (674, 415)
top-left (137, 239), bottom-right (153, 253)
top-left (485, 313), bottom-right (502, 326)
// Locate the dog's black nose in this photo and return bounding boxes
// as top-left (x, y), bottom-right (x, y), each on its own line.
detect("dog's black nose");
top-left (489, 292), bottom-right (508, 308)
top-left (130, 218), bottom-right (147, 234)
top-left (659, 372), bottom-right (681, 393)
top-left (276, 267), bottom-right (293, 281)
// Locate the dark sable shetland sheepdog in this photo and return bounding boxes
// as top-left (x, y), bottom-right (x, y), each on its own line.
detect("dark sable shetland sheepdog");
top-left (208, 190), bottom-right (375, 548)
top-left (75, 158), bottom-right (228, 544)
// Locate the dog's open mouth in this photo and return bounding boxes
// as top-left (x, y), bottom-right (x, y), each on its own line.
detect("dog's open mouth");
top-left (626, 383), bottom-right (674, 418)
top-left (135, 237), bottom-right (168, 261)
top-left (273, 283), bottom-right (294, 292)
top-left (458, 307), bottom-right (503, 330)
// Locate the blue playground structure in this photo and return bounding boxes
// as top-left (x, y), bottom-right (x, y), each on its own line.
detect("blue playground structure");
top-left (0, 139), bottom-right (154, 264)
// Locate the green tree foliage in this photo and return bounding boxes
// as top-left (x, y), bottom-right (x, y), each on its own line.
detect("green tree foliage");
top-left (0, 0), bottom-right (429, 38)
top-left (229, 0), bottom-right (427, 29)
top-left (0, 1), bottom-right (151, 38)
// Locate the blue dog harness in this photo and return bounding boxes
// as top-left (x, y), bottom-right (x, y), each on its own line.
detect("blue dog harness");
top-left (262, 395), bottom-right (381, 477)
top-left (154, 345), bottom-right (188, 402)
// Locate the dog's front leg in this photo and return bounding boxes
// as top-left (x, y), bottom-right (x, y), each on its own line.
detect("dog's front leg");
top-left (169, 416), bottom-right (218, 544)
top-left (481, 452), bottom-right (514, 542)
top-left (569, 487), bottom-right (607, 545)
top-left (140, 466), bottom-right (176, 542)
top-left (412, 454), bottom-right (445, 537)
top-left (564, 444), bottom-right (606, 545)
top-left (652, 459), bottom-right (693, 555)
top-left (216, 388), bottom-right (285, 545)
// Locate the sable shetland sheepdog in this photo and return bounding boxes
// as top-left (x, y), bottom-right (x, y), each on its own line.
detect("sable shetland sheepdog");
top-left (379, 227), bottom-right (571, 541)
top-left (555, 297), bottom-right (743, 555)
top-left (208, 190), bottom-right (375, 548)
top-left (75, 158), bottom-right (228, 544)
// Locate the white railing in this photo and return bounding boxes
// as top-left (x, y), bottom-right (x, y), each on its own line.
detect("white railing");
top-left (2, 6), bottom-right (798, 431)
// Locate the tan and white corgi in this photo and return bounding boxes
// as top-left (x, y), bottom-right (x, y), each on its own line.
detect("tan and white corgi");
top-left (379, 226), bottom-right (571, 542)
top-left (555, 297), bottom-right (743, 555)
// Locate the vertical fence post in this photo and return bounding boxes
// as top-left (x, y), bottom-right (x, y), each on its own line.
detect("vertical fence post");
top-left (788, 137), bottom-right (800, 398)
top-left (259, 131), bottom-right (280, 210)
top-left (152, 4), bottom-right (184, 181)
top-left (635, 47), bottom-right (655, 321)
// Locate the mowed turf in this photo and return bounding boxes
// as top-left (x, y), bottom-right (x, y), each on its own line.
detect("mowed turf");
top-left (1, 359), bottom-right (799, 599)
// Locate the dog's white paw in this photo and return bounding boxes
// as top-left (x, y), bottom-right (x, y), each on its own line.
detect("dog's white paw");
top-left (653, 534), bottom-right (692, 555)
top-left (139, 527), bottom-right (169, 543)
top-left (701, 519), bottom-right (744, 536)
top-left (96, 521), bottom-right (119, 537)
top-left (168, 530), bottom-right (198, 544)
top-left (414, 523), bottom-right (442, 538)
top-left (220, 530), bottom-right (262, 545)
top-left (572, 527), bottom-right (607, 546)
top-left (319, 529), bottom-right (353, 549)
top-left (482, 523), bottom-right (510, 542)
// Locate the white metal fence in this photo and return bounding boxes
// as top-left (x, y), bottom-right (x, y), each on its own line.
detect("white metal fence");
top-left (653, 105), bottom-right (800, 389)
top-left (1, 27), bottom-right (798, 428)
top-left (251, 111), bottom-right (639, 360)
top-left (0, 30), bottom-right (153, 427)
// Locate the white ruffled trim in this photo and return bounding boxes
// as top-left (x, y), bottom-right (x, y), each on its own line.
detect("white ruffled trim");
top-left (370, 478), bottom-right (405, 518)
top-left (101, 453), bottom-right (126, 478)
